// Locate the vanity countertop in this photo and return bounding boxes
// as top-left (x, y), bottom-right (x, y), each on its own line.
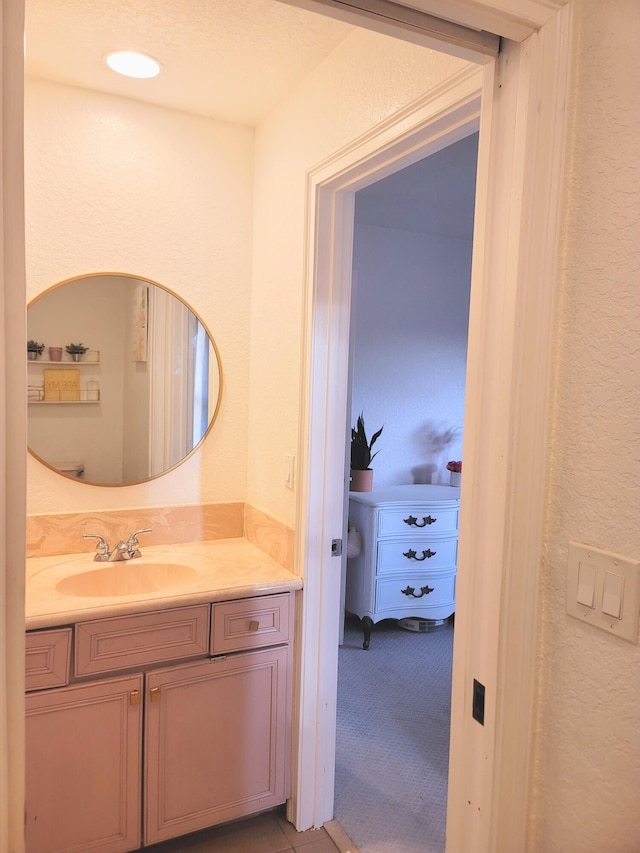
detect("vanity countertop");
top-left (26, 538), bottom-right (302, 630)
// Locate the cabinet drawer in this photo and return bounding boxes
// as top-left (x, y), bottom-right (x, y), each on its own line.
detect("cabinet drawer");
top-left (25, 628), bottom-right (72, 691)
top-left (377, 506), bottom-right (458, 537)
top-left (75, 605), bottom-right (210, 677)
top-left (375, 572), bottom-right (456, 616)
top-left (377, 535), bottom-right (457, 574)
top-left (211, 594), bottom-right (291, 654)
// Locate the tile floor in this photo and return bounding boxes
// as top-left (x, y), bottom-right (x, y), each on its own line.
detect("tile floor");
top-left (141, 808), bottom-right (356, 853)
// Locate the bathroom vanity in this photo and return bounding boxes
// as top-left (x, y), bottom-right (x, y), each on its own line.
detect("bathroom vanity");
top-left (24, 540), bottom-right (301, 853)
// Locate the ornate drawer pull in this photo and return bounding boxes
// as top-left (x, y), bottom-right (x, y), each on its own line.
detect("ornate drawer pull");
top-left (249, 620), bottom-right (260, 632)
top-left (403, 548), bottom-right (436, 561)
top-left (401, 585), bottom-right (434, 598)
top-left (129, 690), bottom-right (141, 706)
top-left (403, 514), bottom-right (437, 527)
top-left (150, 686), bottom-right (161, 703)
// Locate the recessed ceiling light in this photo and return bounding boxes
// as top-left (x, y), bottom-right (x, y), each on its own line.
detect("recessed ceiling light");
top-left (105, 51), bottom-right (160, 79)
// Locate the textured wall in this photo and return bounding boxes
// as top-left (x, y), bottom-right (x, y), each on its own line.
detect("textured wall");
top-left (350, 224), bottom-right (470, 486)
top-left (249, 28), bottom-right (469, 525)
top-left (25, 79), bottom-right (254, 513)
top-left (531, 1), bottom-right (640, 850)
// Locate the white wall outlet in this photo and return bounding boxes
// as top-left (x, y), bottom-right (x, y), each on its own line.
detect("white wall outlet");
top-left (284, 454), bottom-right (295, 491)
top-left (567, 542), bottom-right (640, 643)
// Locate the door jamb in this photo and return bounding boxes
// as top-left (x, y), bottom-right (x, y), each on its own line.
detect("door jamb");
top-left (291, 65), bottom-right (483, 828)
top-left (292, 5), bottom-right (572, 851)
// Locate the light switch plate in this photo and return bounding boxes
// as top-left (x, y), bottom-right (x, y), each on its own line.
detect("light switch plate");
top-left (567, 542), bottom-right (640, 643)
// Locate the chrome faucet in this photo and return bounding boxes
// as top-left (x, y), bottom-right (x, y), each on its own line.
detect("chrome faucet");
top-left (82, 533), bottom-right (111, 562)
top-left (108, 540), bottom-right (133, 562)
top-left (125, 528), bottom-right (152, 559)
top-left (108, 528), bottom-right (153, 561)
top-left (83, 527), bottom-right (152, 562)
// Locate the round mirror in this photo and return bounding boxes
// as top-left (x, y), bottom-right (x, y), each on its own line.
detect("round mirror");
top-left (27, 274), bottom-right (222, 486)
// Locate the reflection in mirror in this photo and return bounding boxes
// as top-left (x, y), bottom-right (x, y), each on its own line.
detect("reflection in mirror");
top-left (27, 274), bottom-right (222, 485)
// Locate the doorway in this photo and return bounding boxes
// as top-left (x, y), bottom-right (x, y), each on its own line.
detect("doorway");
top-left (334, 132), bottom-right (478, 852)
top-left (293, 8), bottom-right (572, 846)
top-left (290, 67), bottom-right (482, 832)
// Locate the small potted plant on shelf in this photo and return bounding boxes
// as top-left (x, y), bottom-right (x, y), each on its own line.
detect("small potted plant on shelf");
top-left (350, 413), bottom-right (383, 492)
top-left (65, 342), bottom-right (89, 362)
top-left (27, 340), bottom-right (45, 360)
top-left (446, 460), bottom-right (462, 487)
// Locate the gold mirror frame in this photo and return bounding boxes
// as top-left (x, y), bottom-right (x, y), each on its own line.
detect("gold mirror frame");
top-left (27, 272), bottom-right (223, 486)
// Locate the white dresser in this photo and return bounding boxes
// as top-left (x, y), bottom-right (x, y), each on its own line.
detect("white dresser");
top-left (346, 484), bottom-right (461, 648)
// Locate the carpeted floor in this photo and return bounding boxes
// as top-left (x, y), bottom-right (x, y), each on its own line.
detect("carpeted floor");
top-left (334, 615), bottom-right (453, 853)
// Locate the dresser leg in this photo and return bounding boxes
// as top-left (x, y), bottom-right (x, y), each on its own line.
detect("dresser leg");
top-left (362, 616), bottom-right (373, 650)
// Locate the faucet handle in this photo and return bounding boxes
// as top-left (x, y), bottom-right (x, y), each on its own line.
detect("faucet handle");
top-left (127, 527), bottom-right (152, 545)
top-left (126, 527), bottom-right (152, 558)
top-left (82, 533), bottom-right (110, 562)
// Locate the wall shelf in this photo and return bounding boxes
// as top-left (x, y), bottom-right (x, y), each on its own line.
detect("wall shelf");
top-left (28, 389), bottom-right (100, 403)
top-left (28, 399), bottom-right (100, 405)
top-left (28, 351), bottom-right (101, 366)
top-left (28, 358), bottom-right (101, 403)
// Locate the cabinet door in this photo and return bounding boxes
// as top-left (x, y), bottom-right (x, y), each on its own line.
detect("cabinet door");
top-left (25, 674), bottom-right (142, 853)
top-left (145, 647), bottom-right (290, 845)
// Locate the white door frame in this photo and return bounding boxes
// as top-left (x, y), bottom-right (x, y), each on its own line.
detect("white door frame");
top-left (0, 1), bottom-right (27, 850)
top-left (293, 6), bottom-right (572, 852)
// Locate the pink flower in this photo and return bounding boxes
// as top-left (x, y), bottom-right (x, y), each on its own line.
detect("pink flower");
top-left (446, 460), bottom-right (462, 473)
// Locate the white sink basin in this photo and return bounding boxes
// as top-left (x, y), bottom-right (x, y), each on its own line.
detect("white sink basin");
top-left (55, 562), bottom-right (199, 597)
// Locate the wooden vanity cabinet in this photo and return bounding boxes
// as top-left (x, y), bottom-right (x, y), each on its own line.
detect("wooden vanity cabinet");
top-left (25, 674), bottom-right (143, 853)
top-left (145, 645), bottom-right (289, 844)
top-left (24, 593), bottom-right (293, 852)
top-left (145, 592), bottom-right (292, 844)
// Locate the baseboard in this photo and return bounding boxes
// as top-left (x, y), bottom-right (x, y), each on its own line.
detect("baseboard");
top-left (324, 819), bottom-right (360, 853)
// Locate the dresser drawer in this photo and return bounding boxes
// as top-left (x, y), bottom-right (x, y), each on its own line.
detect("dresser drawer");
top-left (377, 506), bottom-right (458, 537)
top-left (375, 572), bottom-right (456, 616)
top-left (377, 535), bottom-right (457, 574)
top-left (26, 628), bottom-right (72, 691)
top-left (211, 594), bottom-right (291, 654)
top-left (75, 605), bottom-right (210, 677)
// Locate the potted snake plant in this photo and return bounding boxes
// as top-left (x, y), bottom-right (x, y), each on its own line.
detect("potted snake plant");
top-left (350, 413), bottom-right (383, 492)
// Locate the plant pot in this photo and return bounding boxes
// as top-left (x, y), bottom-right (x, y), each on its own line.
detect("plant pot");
top-left (449, 471), bottom-right (461, 487)
top-left (70, 352), bottom-right (82, 361)
top-left (28, 351), bottom-right (38, 360)
top-left (49, 346), bottom-right (63, 362)
top-left (350, 468), bottom-right (373, 492)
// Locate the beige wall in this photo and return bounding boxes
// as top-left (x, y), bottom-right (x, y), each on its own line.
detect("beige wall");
top-left (249, 28), bottom-right (468, 525)
top-left (25, 79), bottom-right (254, 512)
top-left (26, 35), bottom-right (468, 523)
top-left (531, 1), bottom-right (640, 849)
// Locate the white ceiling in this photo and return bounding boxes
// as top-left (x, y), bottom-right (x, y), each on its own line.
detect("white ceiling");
top-left (25, 0), bottom-right (354, 126)
top-left (25, 0), bottom-right (477, 237)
